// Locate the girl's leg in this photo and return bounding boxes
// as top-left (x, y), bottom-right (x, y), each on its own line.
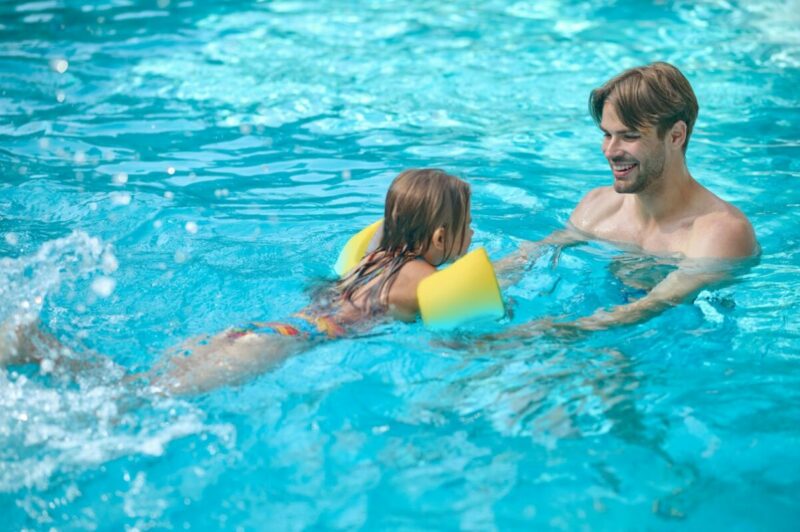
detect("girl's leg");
top-left (2, 321), bottom-right (310, 394)
top-left (1, 320), bottom-right (126, 379)
top-left (148, 329), bottom-right (308, 395)
top-left (0, 320), bottom-right (61, 366)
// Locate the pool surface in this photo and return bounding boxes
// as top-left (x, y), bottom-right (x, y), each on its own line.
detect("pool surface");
top-left (2, 0), bottom-right (800, 529)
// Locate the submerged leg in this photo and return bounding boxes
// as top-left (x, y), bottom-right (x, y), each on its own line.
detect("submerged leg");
top-left (0, 320), bottom-right (128, 382)
top-left (0, 320), bottom-right (62, 366)
top-left (148, 329), bottom-right (309, 395)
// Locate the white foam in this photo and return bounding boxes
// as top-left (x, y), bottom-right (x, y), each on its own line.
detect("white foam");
top-left (0, 370), bottom-right (236, 493)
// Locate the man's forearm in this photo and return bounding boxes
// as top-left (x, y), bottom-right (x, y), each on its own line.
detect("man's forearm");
top-left (570, 267), bottom-right (725, 331)
top-left (572, 295), bottom-right (676, 331)
top-left (494, 227), bottom-right (587, 286)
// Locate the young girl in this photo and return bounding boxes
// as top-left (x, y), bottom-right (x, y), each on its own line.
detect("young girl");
top-left (149, 168), bottom-right (473, 393)
top-left (0, 169), bottom-right (473, 392)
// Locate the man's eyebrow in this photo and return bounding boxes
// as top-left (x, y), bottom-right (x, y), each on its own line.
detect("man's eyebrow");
top-left (599, 125), bottom-right (640, 135)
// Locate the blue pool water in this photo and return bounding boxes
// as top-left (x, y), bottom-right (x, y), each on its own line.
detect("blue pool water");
top-left (2, 0), bottom-right (800, 528)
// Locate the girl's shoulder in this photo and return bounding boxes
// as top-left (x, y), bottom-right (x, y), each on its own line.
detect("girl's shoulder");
top-left (397, 257), bottom-right (437, 283)
top-left (386, 258), bottom-right (436, 321)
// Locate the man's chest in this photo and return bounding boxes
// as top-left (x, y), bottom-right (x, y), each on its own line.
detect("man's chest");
top-left (591, 214), bottom-right (693, 255)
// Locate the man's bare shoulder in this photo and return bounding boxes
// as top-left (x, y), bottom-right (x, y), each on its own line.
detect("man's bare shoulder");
top-left (688, 203), bottom-right (757, 259)
top-left (568, 186), bottom-right (623, 231)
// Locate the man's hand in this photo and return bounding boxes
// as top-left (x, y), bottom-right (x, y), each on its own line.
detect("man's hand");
top-left (493, 226), bottom-right (588, 288)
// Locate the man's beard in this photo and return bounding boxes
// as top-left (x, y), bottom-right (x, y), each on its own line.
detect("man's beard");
top-left (613, 148), bottom-right (666, 194)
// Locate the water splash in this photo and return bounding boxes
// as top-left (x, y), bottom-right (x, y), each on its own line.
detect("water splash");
top-left (0, 231), bottom-right (117, 355)
top-left (0, 366), bottom-right (235, 494)
top-left (0, 232), bottom-right (236, 496)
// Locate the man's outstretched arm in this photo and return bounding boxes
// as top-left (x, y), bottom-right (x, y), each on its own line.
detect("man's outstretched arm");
top-left (543, 215), bottom-right (756, 334)
top-left (567, 216), bottom-right (757, 331)
top-left (493, 226), bottom-right (588, 288)
top-left (484, 260), bottom-right (732, 344)
top-left (567, 263), bottom-right (726, 331)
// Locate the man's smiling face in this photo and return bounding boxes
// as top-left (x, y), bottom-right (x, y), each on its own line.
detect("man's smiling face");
top-left (600, 100), bottom-right (666, 194)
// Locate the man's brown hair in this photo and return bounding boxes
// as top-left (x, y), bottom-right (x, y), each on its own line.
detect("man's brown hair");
top-left (589, 62), bottom-right (699, 153)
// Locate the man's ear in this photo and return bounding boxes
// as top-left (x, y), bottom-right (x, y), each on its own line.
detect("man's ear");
top-left (431, 227), bottom-right (446, 250)
top-left (669, 120), bottom-right (687, 150)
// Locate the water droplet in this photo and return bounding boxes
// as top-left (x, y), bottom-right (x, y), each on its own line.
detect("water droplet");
top-left (164, 191), bottom-right (175, 200)
top-left (52, 58), bottom-right (69, 74)
top-left (56, 90), bottom-right (66, 103)
top-left (174, 250), bottom-right (188, 263)
top-left (153, 220), bottom-right (163, 229)
top-left (74, 150), bottom-right (86, 164)
top-left (167, 166), bottom-right (176, 175)
top-left (40, 360), bottom-right (54, 374)
top-left (113, 172), bottom-right (128, 185)
top-left (4, 232), bottom-right (19, 245)
top-left (91, 276), bottom-right (116, 298)
top-left (65, 484), bottom-right (81, 502)
top-left (342, 169), bottom-right (351, 180)
top-left (185, 221), bottom-right (198, 234)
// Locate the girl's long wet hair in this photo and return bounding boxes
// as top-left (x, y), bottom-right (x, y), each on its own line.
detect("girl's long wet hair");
top-left (338, 168), bottom-right (471, 316)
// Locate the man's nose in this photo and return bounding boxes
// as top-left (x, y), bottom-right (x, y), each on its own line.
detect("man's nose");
top-left (604, 137), bottom-right (622, 158)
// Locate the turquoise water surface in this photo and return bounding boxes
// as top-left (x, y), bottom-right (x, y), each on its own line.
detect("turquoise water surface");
top-left (2, 0), bottom-right (800, 529)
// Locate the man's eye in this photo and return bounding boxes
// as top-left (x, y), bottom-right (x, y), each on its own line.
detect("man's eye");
top-left (624, 134), bottom-right (640, 140)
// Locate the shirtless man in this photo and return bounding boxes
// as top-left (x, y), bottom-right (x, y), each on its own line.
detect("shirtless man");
top-left (501, 62), bottom-right (757, 330)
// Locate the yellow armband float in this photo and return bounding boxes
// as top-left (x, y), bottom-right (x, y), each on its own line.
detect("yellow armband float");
top-left (335, 221), bottom-right (504, 329)
top-left (417, 247), bottom-right (505, 330)
top-left (333, 219), bottom-right (383, 277)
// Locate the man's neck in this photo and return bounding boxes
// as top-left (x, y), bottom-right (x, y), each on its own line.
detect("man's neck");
top-left (631, 161), bottom-right (696, 223)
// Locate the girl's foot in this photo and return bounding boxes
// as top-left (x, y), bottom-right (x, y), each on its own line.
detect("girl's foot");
top-left (0, 320), bottom-right (24, 366)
